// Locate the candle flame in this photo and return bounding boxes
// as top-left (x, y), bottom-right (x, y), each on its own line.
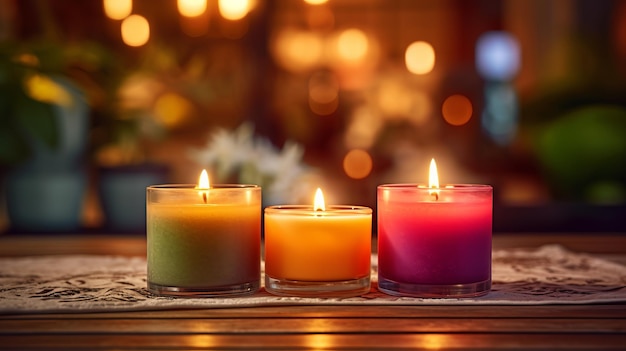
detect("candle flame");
top-left (198, 169), bottom-right (210, 189)
top-left (429, 158), bottom-right (440, 200)
top-left (197, 169), bottom-right (210, 204)
top-left (314, 188), bottom-right (325, 211)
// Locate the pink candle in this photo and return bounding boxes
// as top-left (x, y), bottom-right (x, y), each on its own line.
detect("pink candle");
top-left (377, 160), bottom-right (492, 297)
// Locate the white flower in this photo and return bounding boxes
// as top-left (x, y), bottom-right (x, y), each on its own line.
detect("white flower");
top-left (189, 123), bottom-right (319, 204)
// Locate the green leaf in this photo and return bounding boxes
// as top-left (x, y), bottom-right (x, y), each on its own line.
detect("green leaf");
top-left (0, 129), bottom-right (29, 164)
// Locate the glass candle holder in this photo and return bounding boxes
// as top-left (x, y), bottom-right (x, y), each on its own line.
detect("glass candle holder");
top-left (377, 184), bottom-right (492, 298)
top-left (264, 205), bottom-right (372, 297)
top-left (147, 184), bottom-right (261, 297)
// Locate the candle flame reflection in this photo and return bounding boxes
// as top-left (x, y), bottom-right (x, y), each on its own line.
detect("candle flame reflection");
top-left (314, 188), bottom-right (325, 211)
top-left (429, 158), bottom-right (440, 200)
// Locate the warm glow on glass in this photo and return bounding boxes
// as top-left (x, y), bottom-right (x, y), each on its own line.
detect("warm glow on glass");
top-left (442, 94), bottom-right (473, 126)
top-left (429, 158), bottom-right (439, 197)
top-left (405, 41), bottom-right (435, 75)
top-left (337, 29), bottom-right (368, 62)
top-left (304, 0), bottom-right (328, 4)
top-left (198, 169), bottom-right (210, 189)
top-left (103, 0), bottom-right (132, 20)
top-left (218, 0), bottom-right (249, 20)
top-left (314, 188), bottom-right (325, 211)
top-left (121, 14), bottom-right (150, 47)
top-left (343, 149), bottom-right (373, 179)
top-left (178, 0), bottom-right (207, 17)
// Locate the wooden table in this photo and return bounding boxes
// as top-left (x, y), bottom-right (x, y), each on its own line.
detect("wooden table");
top-left (1, 233), bottom-right (625, 350)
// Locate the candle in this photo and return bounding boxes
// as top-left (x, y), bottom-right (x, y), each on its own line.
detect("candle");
top-left (377, 159), bottom-right (492, 297)
top-left (146, 170), bottom-right (261, 297)
top-left (264, 188), bottom-right (372, 297)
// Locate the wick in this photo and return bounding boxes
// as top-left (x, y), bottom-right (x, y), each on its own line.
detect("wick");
top-left (431, 192), bottom-right (439, 201)
top-left (202, 192), bottom-right (207, 204)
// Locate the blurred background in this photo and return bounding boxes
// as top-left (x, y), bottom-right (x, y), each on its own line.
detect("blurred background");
top-left (1, 0), bottom-right (625, 234)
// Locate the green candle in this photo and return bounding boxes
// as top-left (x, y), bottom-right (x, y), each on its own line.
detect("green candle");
top-left (147, 178), bottom-right (261, 297)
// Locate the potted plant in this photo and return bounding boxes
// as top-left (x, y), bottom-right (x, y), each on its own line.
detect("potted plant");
top-left (0, 40), bottom-right (90, 232)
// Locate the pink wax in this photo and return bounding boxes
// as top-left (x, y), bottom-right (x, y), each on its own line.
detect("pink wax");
top-left (377, 184), bottom-right (492, 287)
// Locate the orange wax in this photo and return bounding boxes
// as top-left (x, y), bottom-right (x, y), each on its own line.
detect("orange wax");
top-left (264, 206), bottom-right (372, 282)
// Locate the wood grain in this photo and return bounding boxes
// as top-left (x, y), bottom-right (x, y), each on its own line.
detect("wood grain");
top-left (1, 233), bottom-right (625, 350)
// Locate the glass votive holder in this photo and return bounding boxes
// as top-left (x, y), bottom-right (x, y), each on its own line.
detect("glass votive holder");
top-left (146, 184), bottom-right (261, 297)
top-left (377, 184), bottom-right (492, 298)
top-left (264, 205), bottom-right (372, 297)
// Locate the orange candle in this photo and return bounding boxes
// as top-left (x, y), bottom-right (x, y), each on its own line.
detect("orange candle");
top-left (264, 188), bottom-right (372, 297)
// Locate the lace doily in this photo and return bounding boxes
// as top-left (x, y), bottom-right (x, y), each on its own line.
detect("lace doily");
top-left (1, 245), bottom-right (625, 313)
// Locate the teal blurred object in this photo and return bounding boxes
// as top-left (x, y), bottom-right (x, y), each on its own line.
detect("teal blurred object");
top-left (98, 164), bottom-right (169, 233)
top-left (4, 76), bottom-right (90, 232)
top-left (535, 105), bottom-right (626, 203)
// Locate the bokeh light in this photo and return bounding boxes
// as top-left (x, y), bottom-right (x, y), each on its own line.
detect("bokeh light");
top-left (309, 95), bottom-right (338, 115)
top-left (309, 71), bottom-right (339, 115)
top-left (405, 41), bottom-right (435, 75)
top-left (24, 74), bottom-right (72, 107)
top-left (272, 30), bottom-right (323, 72)
top-left (218, 0), bottom-right (250, 20)
top-left (121, 14), bottom-right (150, 47)
top-left (178, 0), bottom-right (207, 17)
top-left (441, 94), bottom-right (473, 126)
top-left (377, 79), bottom-right (412, 119)
top-left (103, 0), bottom-right (132, 20)
top-left (309, 71), bottom-right (339, 104)
top-left (407, 91), bottom-right (432, 126)
top-left (345, 106), bottom-right (382, 149)
top-left (304, 0), bottom-right (329, 5)
top-left (343, 149), bottom-right (373, 179)
top-left (337, 29), bottom-right (368, 62)
top-left (476, 31), bottom-right (520, 81)
top-left (154, 93), bottom-right (193, 129)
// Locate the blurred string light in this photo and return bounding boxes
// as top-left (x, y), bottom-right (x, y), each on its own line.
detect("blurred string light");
top-left (304, 0), bottom-right (329, 5)
top-left (475, 31), bottom-right (520, 145)
top-left (121, 14), bottom-right (150, 47)
top-left (441, 94), bottom-right (472, 126)
top-left (178, 0), bottom-right (209, 37)
top-left (343, 149), bottom-right (373, 179)
top-left (475, 31), bottom-right (520, 81)
top-left (337, 29), bottom-right (368, 62)
top-left (178, 0), bottom-right (207, 17)
top-left (218, 0), bottom-right (250, 21)
top-left (405, 41), bottom-right (435, 75)
top-left (272, 30), bottom-right (324, 72)
top-left (103, 0), bottom-right (132, 20)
